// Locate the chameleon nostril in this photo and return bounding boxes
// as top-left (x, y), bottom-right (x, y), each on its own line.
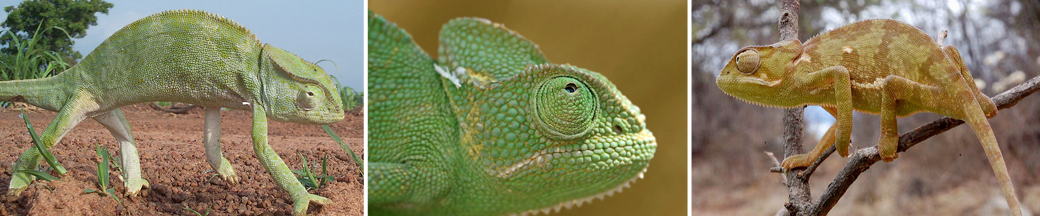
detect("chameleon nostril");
top-left (613, 125), bottom-right (623, 134)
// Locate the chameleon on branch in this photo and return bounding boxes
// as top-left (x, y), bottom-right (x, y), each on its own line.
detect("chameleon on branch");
top-left (367, 11), bottom-right (656, 215)
top-left (716, 19), bottom-right (1021, 215)
top-left (0, 10), bottom-right (343, 215)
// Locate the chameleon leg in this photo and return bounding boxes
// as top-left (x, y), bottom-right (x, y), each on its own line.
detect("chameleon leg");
top-left (250, 104), bottom-right (329, 215)
top-left (203, 107), bottom-right (239, 184)
top-left (877, 76), bottom-right (942, 162)
top-left (92, 109), bottom-right (150, 196)
top-left (780, 120), bottom-right (837, 169)
top-left (943, 45), bottom-right (997, 118)
top-left (7, 95), bottom-right (93, 197)
top-left (781, 66), bottom-right (853, 170)
top-left (958, 96), bottom-right (1022, 216)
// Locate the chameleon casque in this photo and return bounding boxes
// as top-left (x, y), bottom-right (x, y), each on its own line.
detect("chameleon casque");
top-left (0, 10), bottom-right (342, 215)
top-left (367, 11), bottom-right (656, 215)
top-left (716, 19), bottom-right (1022, 215)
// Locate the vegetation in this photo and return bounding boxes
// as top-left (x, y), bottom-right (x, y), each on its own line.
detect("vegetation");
top-left (293, 153), bottom-right (335, 190)
top-left (323, 125), bottom-right (363, 176)
top-left (2, 0), bottom-right (113, 63)
top-left (0, 24), bottom-right (70, 82)
top-left (183, 204), bottom-right (212, 216)
top-left (83, 143), bottom-right (121, 205)
top-left (330, 75), bottom-right (363, 111)
top-left (11, 110), bottom-right (64, 181)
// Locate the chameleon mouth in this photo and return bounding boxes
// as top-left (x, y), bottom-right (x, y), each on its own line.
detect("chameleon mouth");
top-left (716, 78), bottom-right (799, 109)
top-left (510, 168), bottom-right (648, 216)
top-left (490, 130), bottom-right (656, 179)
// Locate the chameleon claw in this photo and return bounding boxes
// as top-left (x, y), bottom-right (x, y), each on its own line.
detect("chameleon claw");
top-left (124, 177), bottom-right (150, 197)
top-left (223, 174), bottom-right (240, 185)
top-left (7, 171), bottom-right (33, 198)
top-left (292, 194), bottom-right (331, 216)
top-left (6, 186), bottom-right (27, 201)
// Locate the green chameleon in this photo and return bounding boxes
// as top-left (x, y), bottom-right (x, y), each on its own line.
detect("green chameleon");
top-left (0, 10), bottom-right (342, 215)
top-left (367, 11), bottom-right (657, 215)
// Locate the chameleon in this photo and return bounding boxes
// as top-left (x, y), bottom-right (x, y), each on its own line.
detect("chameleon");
top-left (0, 10), bottom-right (343, 215)
top-left (367, 11), bottom-right (657, 215)
top-left (715, 19), bottom-right (1021, 215)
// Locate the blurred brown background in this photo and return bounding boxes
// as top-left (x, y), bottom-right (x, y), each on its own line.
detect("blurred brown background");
top-left (693, 0), bottom-right (1040, 215)
top-left (370, 0), bottom-right (687, 215)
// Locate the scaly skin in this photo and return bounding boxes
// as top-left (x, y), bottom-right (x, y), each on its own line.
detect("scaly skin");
top-left (368, 11), bottom-right (657, 215)
top-left (716, 19), bottom-right (1019, 215)
top-left (0, 10), bottom-right (342, 215)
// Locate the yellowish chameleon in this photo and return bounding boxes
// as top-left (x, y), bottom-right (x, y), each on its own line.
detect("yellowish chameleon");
top-left (715, 19), bottom-right (1020, 215)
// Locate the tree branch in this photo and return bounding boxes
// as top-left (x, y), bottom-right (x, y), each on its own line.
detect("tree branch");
top-left (775, 1), bottom-right (812, 216)
top-left (803, 74), bottom-right (1040, 215)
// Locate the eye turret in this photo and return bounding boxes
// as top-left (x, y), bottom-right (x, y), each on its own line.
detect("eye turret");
top-left (298, 91), bottom-right (316, 111)
top-left (735, 49), bottom-right (760, 74)
top-left (535, 76), bottom-right (597, 139)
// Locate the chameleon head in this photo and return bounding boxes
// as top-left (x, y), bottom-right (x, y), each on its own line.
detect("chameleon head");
top-left (460, 64), bottom-right (656, 210)
top-left (258, 44), bottom-right (345, 124)
top-left (715, 39), bottom-right (804, 108)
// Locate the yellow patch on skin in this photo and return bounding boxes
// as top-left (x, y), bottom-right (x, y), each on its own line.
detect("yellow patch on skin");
top-left (797, 54), bottom-right (812, 64)
top-left (852, 77), bottom-right (885, 90)
top-left (842, 46), bottom-right (854, 54)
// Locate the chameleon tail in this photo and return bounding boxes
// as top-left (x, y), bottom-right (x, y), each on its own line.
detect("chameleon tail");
top-left (963, 102), bottom-right (1022, 216)
top-left (0, 74), bottom-right (70, 111)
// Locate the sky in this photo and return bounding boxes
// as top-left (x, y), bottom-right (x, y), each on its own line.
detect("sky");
top-left (0, 0), bottom-right (364, 90)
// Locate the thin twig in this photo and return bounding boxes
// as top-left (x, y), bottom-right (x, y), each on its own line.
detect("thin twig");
top-left (765, 151), bottom-right (788, 186)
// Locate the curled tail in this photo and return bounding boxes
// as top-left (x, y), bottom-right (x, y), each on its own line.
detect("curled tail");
top-left (0, 74), bottom-right (69, 111)
top-left (962, 102), bottom-right (1022, 216)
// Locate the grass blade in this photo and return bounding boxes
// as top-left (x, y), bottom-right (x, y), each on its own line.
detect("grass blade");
top-left (320, 153), bottom-right (330, 187)
top-left (21, 110), bottom-right (66, 175)
top-left (300, 154), bottom-right (319, 189)
top-left (95, 144), bottom-right (110, 192)
top-left (13, 169), bottom-right (59, 181)
top-left (323, 125), bottom-right (363, 176)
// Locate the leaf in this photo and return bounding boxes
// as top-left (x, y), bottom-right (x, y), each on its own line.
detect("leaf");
top-left (106, 188), bottom-right (120, 204)
top-left (13, 169), bottom-right (59, 181)
top-left (22, 110), bottom-right (66, 175)
top-left (323, 125), bottom-right (363, 176)
top-left (96, 144), bottom-right (110, 189)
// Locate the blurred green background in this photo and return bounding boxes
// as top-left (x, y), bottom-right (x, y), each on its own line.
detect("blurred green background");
top-left (370, 0), bottom-right (688, 215)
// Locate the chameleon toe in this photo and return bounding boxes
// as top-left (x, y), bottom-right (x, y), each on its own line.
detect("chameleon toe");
top-left (781, 154), bottom-right (812, 170)
top-left (292, 194), bottom-right (331, 216)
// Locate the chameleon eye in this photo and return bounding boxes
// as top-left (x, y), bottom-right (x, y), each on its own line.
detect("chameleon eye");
top-left (735, 49), bottom-right (760, 74)
top-left (535, 77), bottom-right (597, 140)
top-left (297, 90), bottom-right (317, 111)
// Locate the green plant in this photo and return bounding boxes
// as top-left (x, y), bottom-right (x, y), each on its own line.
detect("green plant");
top-left (323, 125), bottom-right (363, 176)
top-left (329, 75), bottom-right (363, 111)
top-left (0, 24), bottom-right (72, 107)
top-left (83, 143), bottom-right (121, 205)
top-left (183, 204), bottom-right (211, 216)
top-left (0, 24), bottom-right (71, 81)
top-left (11, 110), bottom-right (65, 181)
top-left (293, 153), bottom-right (335, 190)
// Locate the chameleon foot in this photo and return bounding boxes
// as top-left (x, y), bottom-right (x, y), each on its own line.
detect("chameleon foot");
top-left (878, 144), bottom-right (899, 162)
top-left (292, 194), bottom-right (331, 216)
top-left (124, 177), bottom-right (150, 197)
top-left (6, 171), bottom-right (35, 198)
top-left (780, 154), bottom-right (814, 170)
top-left (216, 163), bottom-right (240, 184)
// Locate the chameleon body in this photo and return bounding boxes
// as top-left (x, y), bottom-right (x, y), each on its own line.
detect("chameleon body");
top-left (367, 11), bottom-right (656, 215)
top-left (716, 19), bottom-right (1020, 215)
top-left (0, 10), bottom-right (343, 215)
